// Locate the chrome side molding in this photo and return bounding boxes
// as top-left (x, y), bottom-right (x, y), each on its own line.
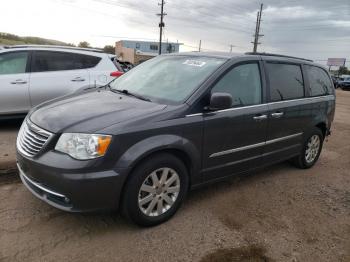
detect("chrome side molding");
top-left (209, 132), bottom-right (303, 158)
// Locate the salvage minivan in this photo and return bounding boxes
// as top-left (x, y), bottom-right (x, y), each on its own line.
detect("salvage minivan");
top-left (16, 52), bottom-right (335, 226)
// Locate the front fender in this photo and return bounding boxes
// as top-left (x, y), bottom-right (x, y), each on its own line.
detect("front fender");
top-left (115, 134), bottom-right (201, 179)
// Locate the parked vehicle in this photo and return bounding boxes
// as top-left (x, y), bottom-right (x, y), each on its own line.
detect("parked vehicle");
top-left (0, 45), bottom-right (123, 118)
top-left (338, 76), bottom-right (350, 90)
top-left (16, 52), bottom-right (335, 226)
top-left (331, 75), bottom-right (339, 88)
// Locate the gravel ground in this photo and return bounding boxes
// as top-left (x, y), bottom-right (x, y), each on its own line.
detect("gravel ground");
top-left (0, 90), bottom-right (349, 262)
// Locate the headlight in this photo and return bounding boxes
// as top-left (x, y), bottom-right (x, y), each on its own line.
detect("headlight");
top-left (55, 133), bottom-right (112, 160)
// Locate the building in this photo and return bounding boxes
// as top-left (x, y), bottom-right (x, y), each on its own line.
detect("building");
top-left (115, 40), bottom-right (182, 65)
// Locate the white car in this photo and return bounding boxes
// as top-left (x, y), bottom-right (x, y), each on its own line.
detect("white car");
top-left (0, 45), bottom-right (124, 118)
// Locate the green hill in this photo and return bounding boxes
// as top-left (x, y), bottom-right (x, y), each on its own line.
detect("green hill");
top-left (0, 32), bottom-right (72, 46)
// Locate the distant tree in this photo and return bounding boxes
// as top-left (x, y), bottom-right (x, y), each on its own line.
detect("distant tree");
top-left (78, 41), bottom-right (90, 48)
top-left (338, 66), bottom-right (349, 75)
top-left (103, 45), bottom-right (115, 54)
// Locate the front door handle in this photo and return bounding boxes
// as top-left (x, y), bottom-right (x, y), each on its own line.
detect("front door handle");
top-left (10, 79), bottom-right (27, 84)
top-left (271, 112), bottom-right (284, 118)
top-left (253, 114), bottom-right (268, 121)
top-left (71, 77), bottom-right (85, 82)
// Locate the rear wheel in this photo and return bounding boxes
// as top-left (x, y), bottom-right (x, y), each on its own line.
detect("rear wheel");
top-left (292, 127), bottom-right (324, 169)
top-left (121, 153), bottom-right (189, 226)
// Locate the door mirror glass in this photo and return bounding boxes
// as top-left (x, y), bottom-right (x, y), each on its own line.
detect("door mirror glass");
top-left (207, 92), bottom-right (233, 111)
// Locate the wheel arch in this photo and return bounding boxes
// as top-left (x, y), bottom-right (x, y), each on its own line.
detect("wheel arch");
top-left (115, 134), bottom-right (201, 187)
top-left (315, 122), bottom-right (327, 138)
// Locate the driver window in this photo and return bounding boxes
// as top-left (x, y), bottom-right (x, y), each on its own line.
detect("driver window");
top-left (211, 63), bottom-right (262, 107)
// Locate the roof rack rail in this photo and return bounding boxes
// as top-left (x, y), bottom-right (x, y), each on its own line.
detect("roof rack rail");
top-left (3, 45), bottom-right (104, 53)
top-left (245, 52), bottom-right (313, 62)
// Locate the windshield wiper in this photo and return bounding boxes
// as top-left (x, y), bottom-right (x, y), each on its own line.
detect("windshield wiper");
top-left (83, 83), bottom-right (112, 91)
top-left (111, 89), bottom-right (151, 102)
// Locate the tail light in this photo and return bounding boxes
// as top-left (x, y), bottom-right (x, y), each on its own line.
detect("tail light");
top-left (110, 71), bottom-right (124, 77)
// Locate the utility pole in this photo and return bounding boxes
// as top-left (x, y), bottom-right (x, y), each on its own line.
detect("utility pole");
top-left (252, 3), bottom-right (264, 53)
top-left (199, 40), bottom-right (202, 52)
top-left (157, 0), bottom-right (166, 55)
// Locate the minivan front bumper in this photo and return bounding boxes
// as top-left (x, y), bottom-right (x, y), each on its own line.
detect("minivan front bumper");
top-left (17, 152), bottom-right (128, 212)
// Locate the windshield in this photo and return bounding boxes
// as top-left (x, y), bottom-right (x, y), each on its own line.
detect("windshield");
top-left (109, 55), bottom-right (226, 104)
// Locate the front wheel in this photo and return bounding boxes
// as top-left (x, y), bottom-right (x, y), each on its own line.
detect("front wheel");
top-left (292, 127), bottom-right (324, 169)
top-left (121, 153), bottom-right (189, 227)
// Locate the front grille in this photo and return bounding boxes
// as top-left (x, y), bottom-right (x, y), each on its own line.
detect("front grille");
top-left (17, 120), bottom-right (53, 157)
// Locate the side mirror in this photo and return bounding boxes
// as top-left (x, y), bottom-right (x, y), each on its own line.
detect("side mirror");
top-left (206, 92), bottom-right (233, 111)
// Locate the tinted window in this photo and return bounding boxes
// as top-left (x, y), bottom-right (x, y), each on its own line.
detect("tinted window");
top-left (0, 52), bottom-right (28, 75)
top-left (211, 63), bottom-right (262, 107)
top-left (266, 63), bottom-right (304, 102)
top-left (32, 51), bottom-right (101, 72)
top-left (305, 65), bottom-right (333, 96)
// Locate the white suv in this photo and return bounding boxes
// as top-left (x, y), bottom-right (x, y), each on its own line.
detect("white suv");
top-left (0, 45), bottom-right (123, 118)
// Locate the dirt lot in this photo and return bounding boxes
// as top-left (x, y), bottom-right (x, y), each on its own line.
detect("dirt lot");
top-left (0, 90), bottom-right (349, 262)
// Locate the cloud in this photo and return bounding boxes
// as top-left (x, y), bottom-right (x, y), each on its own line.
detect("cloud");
top-left (1, 0), bottom-right (349, 63)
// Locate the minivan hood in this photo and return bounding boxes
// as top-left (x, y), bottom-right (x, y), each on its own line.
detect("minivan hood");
top-left (29, 90), bottom-right (167, 133)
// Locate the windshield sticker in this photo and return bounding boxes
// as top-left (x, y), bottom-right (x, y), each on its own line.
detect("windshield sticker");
top-left (183, 60), bottom-right (206, 67)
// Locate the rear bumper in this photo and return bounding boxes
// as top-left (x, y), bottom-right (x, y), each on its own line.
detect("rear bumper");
top-left (17, 152), bottom-right (129, 212)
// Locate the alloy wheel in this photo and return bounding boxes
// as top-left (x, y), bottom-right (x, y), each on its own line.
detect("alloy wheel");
top-left (305, 135), bottom-right (321, 163)
top-left (138, 167), bottom-right (180, 217)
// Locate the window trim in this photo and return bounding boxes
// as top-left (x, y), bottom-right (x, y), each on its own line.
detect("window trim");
top-left (30, 50), bottom-right (101, 73)
top-left (209, 61), bottom-right (264, 108)
top-left (264, 60), bottom-right (305, 103)
top-left (185, 94), bottom-right (335, 117)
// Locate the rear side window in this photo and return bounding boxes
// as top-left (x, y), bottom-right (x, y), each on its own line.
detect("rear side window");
top-left (305, 65), bottom-right (333, 96)
top-left (0, 52), bottom-right (28, 75)
top-left (32, 51), bottom-right (101, 72)
top-left (266, 63), bottom-right (304, 102)
top-left (211, 63), bottom-right (262, 107)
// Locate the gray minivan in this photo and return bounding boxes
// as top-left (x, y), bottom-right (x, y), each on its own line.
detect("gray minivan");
top-left (16, 52), bottom-right (335, 226)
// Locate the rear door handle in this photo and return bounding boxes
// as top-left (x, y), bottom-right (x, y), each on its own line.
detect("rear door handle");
top-left (71, 77), bottom-right (85, 82)
top-left (271, 112), bottom-right (284, 118)
top-left (10, 79), bottom-right (27, 84)
top-left (253, 114), bottom-right (268, 121)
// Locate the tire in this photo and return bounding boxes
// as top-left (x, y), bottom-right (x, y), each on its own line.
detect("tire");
top-left (121, 153), bottom-right (189, 227)
top-left (292, 127), bottom-right (324, 169)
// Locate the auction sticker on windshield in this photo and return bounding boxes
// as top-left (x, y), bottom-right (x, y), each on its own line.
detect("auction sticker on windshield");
top-left (183, 60), bottom-right (206, 67)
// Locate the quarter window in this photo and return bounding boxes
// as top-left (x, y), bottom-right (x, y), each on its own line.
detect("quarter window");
top-left (305, 65), bottom-right (333, 96)
top-left (211, 63), bottom-right (262, 107)
top-left (0, 52), bottom-right (28, 75)
top-left (266, 63), bottom-right (304, 102)
top-left (32, 51), bottom-right (101, 72)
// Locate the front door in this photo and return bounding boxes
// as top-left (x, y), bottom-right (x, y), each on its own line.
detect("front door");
top-left (202, 62), bottom-right (269, 181)
top-left (0, 51), bottom-right (31, 115)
